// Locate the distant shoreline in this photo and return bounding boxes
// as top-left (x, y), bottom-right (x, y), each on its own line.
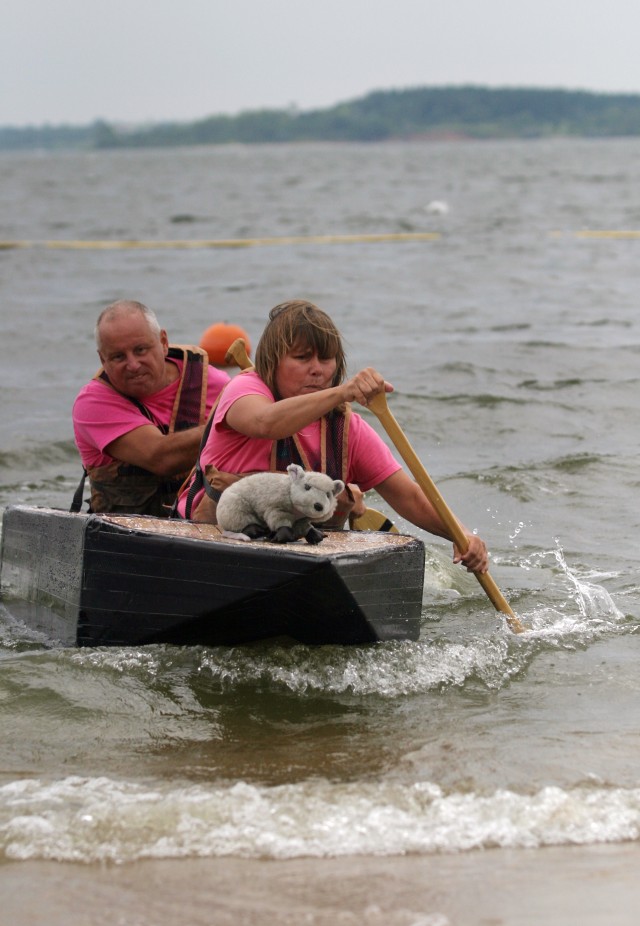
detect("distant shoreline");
top-left (5, 84), bottom-right (640, 151)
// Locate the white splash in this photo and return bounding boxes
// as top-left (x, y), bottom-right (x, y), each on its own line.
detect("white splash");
top-left (2, 775), bottom-right (639, 863)
top-left (425, 200), bottom-right (450, 215)
top-left (518, 541), bottom-right (626, 637)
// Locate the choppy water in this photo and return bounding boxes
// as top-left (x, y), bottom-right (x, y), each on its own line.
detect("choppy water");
top-left (1, 139), bottom-right (639, 914)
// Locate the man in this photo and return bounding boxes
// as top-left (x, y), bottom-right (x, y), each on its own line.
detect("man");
top-left (72, 300), bottom-right (230, 516)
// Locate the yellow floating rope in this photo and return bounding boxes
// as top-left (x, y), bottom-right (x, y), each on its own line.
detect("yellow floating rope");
top-left (0, 232), bottom-right (440, 251)
top-left (576, 230), bottom-right (640, 239)
top-left (550, 230), bottom-right (640, 239)
top-left (4, 231), bottom-right (640, 249)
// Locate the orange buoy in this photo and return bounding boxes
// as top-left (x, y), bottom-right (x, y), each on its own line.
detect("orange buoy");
top-left (199, 322), bottom-right (251, 366)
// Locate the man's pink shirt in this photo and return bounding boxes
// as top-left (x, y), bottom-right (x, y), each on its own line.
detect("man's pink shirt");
top-left (73, 360), bottom-right (230, 468)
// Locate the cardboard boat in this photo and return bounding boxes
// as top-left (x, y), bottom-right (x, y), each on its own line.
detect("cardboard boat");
top-left (0, 505), bottom-right (426, 647)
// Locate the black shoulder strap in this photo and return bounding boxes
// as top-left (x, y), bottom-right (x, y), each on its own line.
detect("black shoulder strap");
top-left (169, 409), bottom-right (220, 519)
top-left (70, 468), bottom-right (88, 513)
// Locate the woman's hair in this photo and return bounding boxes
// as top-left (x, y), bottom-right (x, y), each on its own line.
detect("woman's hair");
top-left (254, 300), bottom-right (346, 396)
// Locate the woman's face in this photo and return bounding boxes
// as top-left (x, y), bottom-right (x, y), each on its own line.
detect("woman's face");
top-left (275, 342), bottom-right (337, 399)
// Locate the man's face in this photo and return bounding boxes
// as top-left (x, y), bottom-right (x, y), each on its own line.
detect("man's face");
top-left (98, 313), bottom-right (169, 398)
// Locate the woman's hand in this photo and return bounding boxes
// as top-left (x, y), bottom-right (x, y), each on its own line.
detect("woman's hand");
top-left (453, 533), bottom-right (489, 574)
top-left (342, 368), bottom-right (393, 407)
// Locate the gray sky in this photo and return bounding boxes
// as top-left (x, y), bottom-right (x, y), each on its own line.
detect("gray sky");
top-left (4, 0), bottom-right (640, 126)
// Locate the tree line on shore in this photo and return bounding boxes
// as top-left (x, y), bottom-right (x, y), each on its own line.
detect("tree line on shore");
top-left (4, 85), bottom-right (640, 151)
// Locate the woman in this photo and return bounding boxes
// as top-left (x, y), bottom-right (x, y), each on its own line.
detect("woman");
top-left (176, 300), bottom-right (488, 573)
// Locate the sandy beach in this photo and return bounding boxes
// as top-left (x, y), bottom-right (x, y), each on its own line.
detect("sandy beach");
top-left (3, 843), bottom-right (640, 925)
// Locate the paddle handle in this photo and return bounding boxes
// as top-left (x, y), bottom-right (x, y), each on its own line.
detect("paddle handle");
top-left (225, 338), bottom-right (253, 370)
top-left (368, 393), bottom-right (524, 633)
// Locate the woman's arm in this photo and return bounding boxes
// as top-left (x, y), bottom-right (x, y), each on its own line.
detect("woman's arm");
top-left (375, 469), bottom-right (489, 573)
top-left (226, 368), bottom-right (392, 439)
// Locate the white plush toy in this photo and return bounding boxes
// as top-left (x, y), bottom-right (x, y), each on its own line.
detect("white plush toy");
top-left (216, 463), bottom-right (345, 544)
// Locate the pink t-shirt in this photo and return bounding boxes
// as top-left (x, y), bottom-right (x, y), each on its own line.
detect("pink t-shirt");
top-left (176, 370), bottom-right (401, 516)
top-left (72, 360), bottom-right (230, 469)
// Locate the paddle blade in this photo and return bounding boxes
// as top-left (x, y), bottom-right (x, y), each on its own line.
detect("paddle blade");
top-left (350, 507), bottom-right (399, 533)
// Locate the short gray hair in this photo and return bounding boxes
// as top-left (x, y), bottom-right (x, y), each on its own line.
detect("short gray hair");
top-left (95, 300), bottom-right (161, 349)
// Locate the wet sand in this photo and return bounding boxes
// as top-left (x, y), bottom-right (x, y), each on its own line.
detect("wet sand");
top-left (3, 843), bottom-right (639, 926)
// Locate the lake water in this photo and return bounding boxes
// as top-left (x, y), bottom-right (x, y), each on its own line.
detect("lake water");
top-left (1, 138), bottom-right (639, 925)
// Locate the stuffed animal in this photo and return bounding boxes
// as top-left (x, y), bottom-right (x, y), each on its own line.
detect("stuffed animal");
top-left (216, 463), bottom-right (345, 544)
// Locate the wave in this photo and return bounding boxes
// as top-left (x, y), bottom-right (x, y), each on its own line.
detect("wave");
top-left (476, 452), bottom-right (610, 501)
top-left (1, 774), bottom-right (638, 863)
top-left (0, 440), bottom-right (78, 471)
top-left (0, 547), bottom-right (632, 865)
top-left (0, 538), bottom-right (627, 687)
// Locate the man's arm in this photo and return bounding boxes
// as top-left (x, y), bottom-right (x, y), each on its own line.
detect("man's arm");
top-left (105, 423), bottom-right (205, 476)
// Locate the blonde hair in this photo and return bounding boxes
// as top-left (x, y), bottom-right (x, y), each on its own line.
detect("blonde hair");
top-left (254, 301), bottom-right (346, 396)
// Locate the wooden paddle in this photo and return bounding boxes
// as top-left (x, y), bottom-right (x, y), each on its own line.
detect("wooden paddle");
top-left (224, 337), bottom-right (254, 369)
top-left (367, 389), bottom-right (525, 634)
top-left (223, 338), bottom-right (399, 533)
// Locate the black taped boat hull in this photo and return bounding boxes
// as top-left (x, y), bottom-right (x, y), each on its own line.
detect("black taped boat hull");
top-left (0, 506), bottom-right (426, 646)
